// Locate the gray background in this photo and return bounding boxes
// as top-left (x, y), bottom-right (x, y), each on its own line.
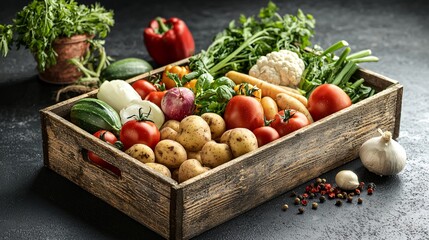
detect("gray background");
top-left (1, 0), bottom-right (428, 239)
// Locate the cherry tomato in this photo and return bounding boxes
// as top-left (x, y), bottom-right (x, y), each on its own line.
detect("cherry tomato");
top-left (270, 109), bottom-right (310, 137)
top-left (145, 91), bottom-right (166, 108)
top-left (88, 130), bottom-right (120, 175)
top-left (308, 84), bottom-right (352, 121)
top-left (120, 119), bottom-right (160, 150)
top-left (223, 95), bottom-right (265, 130)
top-left (253, 126), bottom-right (280, 147)
top-left (132, 79), bottom-right (157, 99)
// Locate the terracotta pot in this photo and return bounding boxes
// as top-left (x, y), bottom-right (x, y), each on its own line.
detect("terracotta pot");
top-left (38, 34), bottom-right (92, 84)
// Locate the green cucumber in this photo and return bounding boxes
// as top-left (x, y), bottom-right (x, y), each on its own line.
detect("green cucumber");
top-left (101, 58), bottom-right (153, 81)
top-left (70, 98), bottom-right (122, 136)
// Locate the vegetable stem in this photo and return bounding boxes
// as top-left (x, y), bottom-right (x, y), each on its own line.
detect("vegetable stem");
top-left (209, 30), bottom-right (268, 75)
top-left (351, 56), bottom-right (379, 63)
top-left (346, 49), bottom-right (372, 61)
top-left (322, 40), bottom-right (349, 56)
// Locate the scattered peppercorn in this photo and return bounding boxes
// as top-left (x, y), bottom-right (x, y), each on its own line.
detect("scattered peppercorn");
top-left (294, 197), bottom-right (301, 205)
top-left (282, 204), bottom-right (289, 211)
top-left (285, 177), bottom-right (373, 213)
top-left (312, 202), bottom-right (318, 209)
top-left (335, 200), bottom-right (343, 206)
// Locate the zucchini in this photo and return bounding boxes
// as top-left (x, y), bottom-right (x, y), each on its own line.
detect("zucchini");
top-left (101, 58), bottom-right (153, 81)
top-left (70, 98), bottom-right (122, 136)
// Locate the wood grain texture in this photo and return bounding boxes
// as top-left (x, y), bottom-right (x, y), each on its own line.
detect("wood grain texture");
top-left (40, 65), bottom-right (403, 240)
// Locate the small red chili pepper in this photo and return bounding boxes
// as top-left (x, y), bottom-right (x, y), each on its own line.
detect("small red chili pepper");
top-left (328, 192), bottom-right (336, 199)
top-left (301, 199), bottom-right (308, 206)
top-left (143, 17), bottom-right (195, 66)
top-left (367, 188), bottom-right (374, 195)
top-left (355, 189), bottom-right (361, 195)
top-left (302, 193), bottom-right (309, 199)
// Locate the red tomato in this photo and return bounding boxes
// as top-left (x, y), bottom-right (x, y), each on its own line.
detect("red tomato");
top-left (88, 130), bottom-right (120, 175)
top-left (253, 126), bottom-right (280, 147)
top-left (132, 79), bottom-right (157, 99)
top-left (270, 109), bottom-right (310, 137)
top-left (120, 119), bottom-right (160, 150)
top-left (308, 84), bottom-right (352, 121)
top-left (224, 95), bottom-right (265, 130)
top-left (145, 91), bottom-right (166, 108)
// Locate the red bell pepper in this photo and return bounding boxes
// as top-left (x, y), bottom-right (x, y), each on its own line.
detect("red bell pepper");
top-left (143, 17), bottom-right (195, 66)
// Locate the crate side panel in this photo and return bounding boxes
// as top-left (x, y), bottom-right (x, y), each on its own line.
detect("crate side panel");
top-left (42, 113), bottom-right (172, 238)
top-left (180, 85), bottom-right (402, 239)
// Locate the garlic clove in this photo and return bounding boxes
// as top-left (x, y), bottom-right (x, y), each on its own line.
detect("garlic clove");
top-left (335, 170), bottom-right (360, 190)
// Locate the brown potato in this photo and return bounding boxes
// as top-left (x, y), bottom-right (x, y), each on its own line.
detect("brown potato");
top-left (171, 168), bottom-right (180, 182)
top-left (125, 144), bottom-right (155, 163)
top-left (160, 127), bottom-right (178, 141)
top-left (186, 151), bottom-right (202, 163)
top-left (154, 139), bottom-right (187, 168)
top-left (200, 141), bottom-right (233, 168)
top-left (146, 163), bottom-right (171, 178)
top-left (220, 128), bottom-right (258, 158)
top-left (176, 115), bottom-right (211, 152)
top-left (201, 113), bottom-right (226, 140)
top-left (178, 159), bottom-right (210, 183)
top-left (161, 120), bottom-right (180, 132)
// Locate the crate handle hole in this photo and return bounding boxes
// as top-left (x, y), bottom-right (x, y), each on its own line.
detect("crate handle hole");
top-left (81, 149), bottom-right (122, 178)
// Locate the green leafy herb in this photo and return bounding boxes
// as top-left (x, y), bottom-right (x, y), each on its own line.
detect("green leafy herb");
top-left (192, 71), bottom-right (236, 115)
top-left (189, 1), bottom-right (315, 78)
top-left (0, 0), bottom-right (114, 71)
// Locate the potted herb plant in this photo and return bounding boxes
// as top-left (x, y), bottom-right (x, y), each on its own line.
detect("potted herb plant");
top-left (0, 0), bottom-right (114, 84)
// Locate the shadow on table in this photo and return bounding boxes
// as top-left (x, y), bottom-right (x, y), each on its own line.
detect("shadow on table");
top-left (31, 167), bottom-right (165, 240)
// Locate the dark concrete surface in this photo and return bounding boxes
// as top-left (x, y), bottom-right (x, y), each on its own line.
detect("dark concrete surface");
top-left (1, 0), bottom-right (428, 239)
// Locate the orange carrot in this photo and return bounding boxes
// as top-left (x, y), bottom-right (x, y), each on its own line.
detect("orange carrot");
top-left (261, 96), bottom-right (278, 121)
top-left (276, 93), bottom-right (313, 123)
top-left (225, 71), bottom-right (308, 107)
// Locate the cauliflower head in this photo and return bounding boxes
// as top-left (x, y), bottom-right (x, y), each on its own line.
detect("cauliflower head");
top-left (249, 50), bottom-right (305, 87)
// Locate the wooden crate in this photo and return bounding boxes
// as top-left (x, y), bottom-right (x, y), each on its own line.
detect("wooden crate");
top-left (40, 63), bottom-right (402, 240)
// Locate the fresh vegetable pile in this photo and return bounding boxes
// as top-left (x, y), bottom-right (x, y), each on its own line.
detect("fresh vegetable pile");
top-left (69, 2), bottom-right (392, 183)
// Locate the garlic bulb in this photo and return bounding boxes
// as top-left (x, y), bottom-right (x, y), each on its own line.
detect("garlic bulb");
top-left (359, 129), bottom-right (406, 176)
top-left (335, 170), bottom-right (360, 190)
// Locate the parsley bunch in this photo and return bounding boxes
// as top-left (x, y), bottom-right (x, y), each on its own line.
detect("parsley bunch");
top-left (0, 0), bottom-right (114, 72)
